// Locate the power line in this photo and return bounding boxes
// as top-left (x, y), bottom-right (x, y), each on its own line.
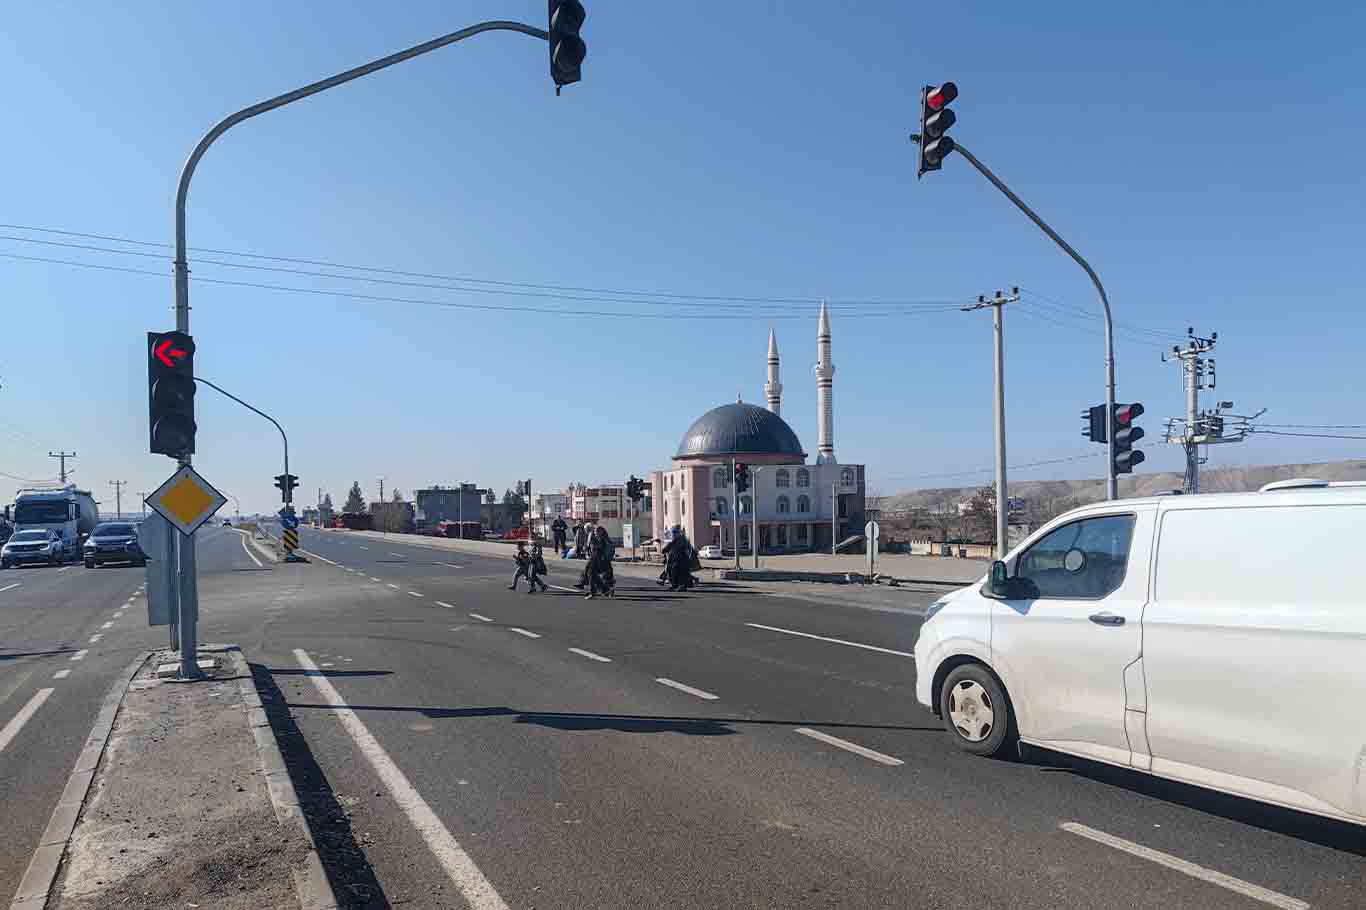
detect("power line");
top-left (0, 251), bottom-right (967, 321)
top-left (884, 452), bottom-right (1101, 482)
top-left (1015, 286), bottom-right (1188, 341)
top-left (1012, 305), bottom-right (1173, 350)
top-left (0, 470), bottom-right (57, 483)
top-left (0, 222), bottom-right (971, 310)
top-left (1253, 429), bottom-right (1366, 440)
top-left (1254, 423), bottom-right (1366, 430)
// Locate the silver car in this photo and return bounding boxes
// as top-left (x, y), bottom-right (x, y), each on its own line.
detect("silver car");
top-left (1, 529), bottom-right (65, 568)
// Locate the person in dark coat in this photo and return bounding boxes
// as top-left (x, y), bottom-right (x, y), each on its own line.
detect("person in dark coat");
top-left (527, 542), bottom-right (549, 593)
top-left (661, 526), bottom-right (695, 591)
top-left (586, 526), bottom-right (616, 599)
top-left (508, 542), bottom-right (532, 591)
top-left (574, 523), bottom-right (590, 559)
top-left (551, 516), bottom-right (568, 554)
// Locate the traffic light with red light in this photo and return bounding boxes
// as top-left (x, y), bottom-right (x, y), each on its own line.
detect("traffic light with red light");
top-left (548, 1), bottom-right (586, 92)
top-left (1113, 402), bottom-right (1146, 474)
top-left (917, 82), bottom-right (958, 178)
top-left (147, 331), bottom-right (196, 458)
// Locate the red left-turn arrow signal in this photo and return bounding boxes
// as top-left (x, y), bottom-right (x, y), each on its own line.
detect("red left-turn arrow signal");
top-left (154, 338), bottom-right (188, 367)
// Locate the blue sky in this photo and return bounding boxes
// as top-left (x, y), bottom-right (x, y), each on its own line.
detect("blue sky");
top-left (2, 1), bottom-right (1363, 515)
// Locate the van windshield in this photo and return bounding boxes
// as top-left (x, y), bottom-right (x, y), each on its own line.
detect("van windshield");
top-left (14, 502), bottom-right (68, 524)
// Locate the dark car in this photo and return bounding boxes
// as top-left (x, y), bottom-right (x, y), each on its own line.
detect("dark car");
top-left (84, 522), bottom-right (146, 568)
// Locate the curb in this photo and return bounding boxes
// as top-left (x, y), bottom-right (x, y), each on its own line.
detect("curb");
top-left (230, 649), bottom-right (339, 910)
top-left (236, 528), bottom-right (280, 564)
top-left (716, 568), bottom-right (967, 586)
top-left (9, 651), bottom-right (153, 910)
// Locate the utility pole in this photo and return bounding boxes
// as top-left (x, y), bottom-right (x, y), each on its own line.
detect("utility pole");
top-left (732, 458), bottom-right (740, 570)
top-left (109, 480), bottom-right (127, 520)
top-left (962, 288), bottom-right (1019, 559)
top-left (138, 491), bottom-right (148, 518)
top-left (49, 451), bottom-right (76, 484)
top-left (1161, 329), bottom-right (1251, 494)
top-left (831, 481), bottom-right (838, 556)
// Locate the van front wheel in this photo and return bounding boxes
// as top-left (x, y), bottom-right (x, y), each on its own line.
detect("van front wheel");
top-left (940, 664), bottom-right (1015, 757)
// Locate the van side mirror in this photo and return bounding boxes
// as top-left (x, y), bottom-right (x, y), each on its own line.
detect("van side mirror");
top-left (987, 560), bottom-right (1010, 598)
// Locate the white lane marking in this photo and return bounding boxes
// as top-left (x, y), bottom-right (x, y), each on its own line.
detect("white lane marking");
top-left (1059, 822), bottom-right (1309, 910)
top-left (369, 576), bottom-right (382, 583)
top-left (569, 648), bottom-right (611, 663)
top-left (100, 621), bottom-right (113, 630)
top-left (88, 634), bottom-right (103, 643)
top-left (307, 551), bottom-right (339, 566)
top-left (358, 546), bottom-right (369, 550)
top-left (469, 613), bottom-right (492, 622)
top-left (795, 727), bottom-right (904, 766)
top-left (438, 562), bottom-right (464, 569)
top-left (240, 534), bottom-right (263, 567)
top-left (548, 584), bottom-right (579, 593)
top-left (70, 650), bottom-right (88, 662)
top-left (0, 583), bottom-right (20, 594)
top-left (387, 583), bottom-right (400, 590)
top-left (436, 601), bottom-right (455, 609)
top-left (509, 628), bottom-right (541, 639)
top-left (293, 649), bottom-right (511, 910)
top-left (656, 678), bottom-right (719, 701)
top-left (57, 566), bottom-right (72, 573)
top-left (745, 622), bottom-right (915, 659)
top-left (0, 689), bottom-right (54, 755)
top-left (408, 591), bottom-right (424, 598)
top-left (389, 552), bottom-right (407, 558)
top-left (52, 670), bottom-right (70, 680)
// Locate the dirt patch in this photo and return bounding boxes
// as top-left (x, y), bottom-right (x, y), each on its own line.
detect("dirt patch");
top-left (50, 650), bottom-right (307, 910)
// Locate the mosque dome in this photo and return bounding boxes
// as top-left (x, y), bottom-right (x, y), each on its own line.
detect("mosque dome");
top-left (674, 402), bottom-right (805, 460)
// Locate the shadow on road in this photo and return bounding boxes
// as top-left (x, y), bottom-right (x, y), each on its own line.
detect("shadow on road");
top-left (0, 647), bottom-right (78, 661)
top-left (250, 662), bottom-right (393, 909)
top-left (279, 701), bottom-right (943, 738)
top-left (1026, 745), bottom-right (1366, 857)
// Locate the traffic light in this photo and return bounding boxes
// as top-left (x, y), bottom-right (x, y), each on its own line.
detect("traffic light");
top-left (548, 0), bottom-right (586, 92)
top-left (1082, 404), bottom-right (1107, 443)
top-left (917, 81), bottom-right (958, 178)
top-left (1113, 403), bottom-right (1146, 474)
top-left (147, 330), bottom-right (196, 458)
top-left (626, 475), bottom-right (645, 502)
top-left (735, 462), bottom-right (750, 493)
top-left (274, 473), bottom-right (300, 501)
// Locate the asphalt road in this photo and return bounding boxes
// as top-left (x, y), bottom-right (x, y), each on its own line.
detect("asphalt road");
top-left (0, 524), bottom-right (263, 897)
top-left (4, 524), bottom-right (1362, 908)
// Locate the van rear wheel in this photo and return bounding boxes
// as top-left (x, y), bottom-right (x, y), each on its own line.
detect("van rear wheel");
top-left (940, 664), bottom-right (1015, 758)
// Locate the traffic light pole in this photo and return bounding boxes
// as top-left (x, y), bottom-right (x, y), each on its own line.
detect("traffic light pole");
top-left (193, 377), bottom-right (291, 505)
top-left (169, 20), bottom-right (552, 678)
top-left (732, 459), bottom-right (740, 570)
top-left (947, 141), bottom-right (1119, 500)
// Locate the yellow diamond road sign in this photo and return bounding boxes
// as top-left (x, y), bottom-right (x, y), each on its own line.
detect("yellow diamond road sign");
top-left (148, 465), bottom-right (227, 537)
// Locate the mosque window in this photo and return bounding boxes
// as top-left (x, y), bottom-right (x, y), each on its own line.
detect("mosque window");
top-left (796, 469), bottom-right (810, 487)
top-left (714, 468), bottom-right (728, 488)
top-left (777, 496), bottom-right (790, 514)
top-left (739, 496), bottom-right (752, 514)
top-left (775, 469), bottom-right (790, 488)
top-left (716, 498), bottom-right (728, 515)
top-left (840, 468), bottom-right (855, 487)
top-left (796, 495), bottom-right (810, 513)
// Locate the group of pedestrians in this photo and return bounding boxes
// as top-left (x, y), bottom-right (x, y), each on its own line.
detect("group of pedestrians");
top-left (509, 541), bottom-right (549, 593)
top-left (510, 525), bottom-right (617, 599)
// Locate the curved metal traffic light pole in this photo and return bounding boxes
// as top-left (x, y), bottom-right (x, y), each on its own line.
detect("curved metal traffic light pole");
top-left (192, 377), bottom-right (289, 504)
top-left (947, 141), bottom-right (1119, 501)
top-left (168, 20), bottom-right (551, 678)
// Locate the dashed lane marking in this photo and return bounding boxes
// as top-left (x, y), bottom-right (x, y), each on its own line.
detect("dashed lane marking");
top-left (57, 566), bottom-right (71, 573)
top-left (88, 634), bottom-right (102, 644)
top-left (387, 583), bottom-right (400, 590)
top-left (52, 670), bottom-right (70, 680)
top-left (569, 648), bottom-right (611, 663)
top-left (370, 577), bottom-right (382, 583)
top-left (656, 678), bottom-right (719, 701)
top-left (389, 552), bottom-right (407, 558)
top-left (100, 621), bottom-right (113, 629)
top-left (294, 649), bottom-right (511, 910)
top-left (408, 591), bottom-right (424, 598)
top-left (744, 622), bottom-right (915, 659)
top-left (469, 613), bottom-right (492, 622)
top-left (0, 583), bottom-right (20, 594)
top-left (436, 601), bottom-right (455, 609)
top-left (0, 689), bottom-right (54, 755)
top-left (509, 628), bottom-right (541, 639)
top-left (1059, 822), bottom-right (1309, 910)
top-left (795, 727), bottom-right (904, 766)
top-left (438, 562), bottom-right (464, 569)
top-left (69, 650), bottom-right (88, 662)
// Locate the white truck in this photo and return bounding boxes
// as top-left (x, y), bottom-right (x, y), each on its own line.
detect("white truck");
top-left (12, 486), bottom-right (99, 561)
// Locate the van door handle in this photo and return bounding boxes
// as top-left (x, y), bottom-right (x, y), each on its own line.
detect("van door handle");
top-left (1089, 612), bottom-right (1125, 627)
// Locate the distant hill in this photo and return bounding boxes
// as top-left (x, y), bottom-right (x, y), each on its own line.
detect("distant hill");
top-left (885, 459), bottom-right (1366, 515)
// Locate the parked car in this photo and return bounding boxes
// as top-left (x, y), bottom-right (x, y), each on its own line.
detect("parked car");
top-left (1, 529), bottom-right (65, 568)
top-left (913, 479), bottom-right (1366, 828)
top-left (698, 544), bottom-right (724, 559)
top-left (84, 522), bottom-right (147, 568)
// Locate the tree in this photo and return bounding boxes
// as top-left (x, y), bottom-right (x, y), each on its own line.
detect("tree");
top-left (484, 489), bottom-right (497, 505)
top-left (343, 482), bottom-right (365, 513)
top-left (321, 493), bottom-right (334, 512)
top-left (391, 488), bottom-right (404, 503)
top-left (503, 488), bottom-right (527, 526)
top-left (962, 485), bottom-right (997, 544)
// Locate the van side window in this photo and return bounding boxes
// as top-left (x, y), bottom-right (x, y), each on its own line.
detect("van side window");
top-left (1014, 514), bottom-right (1136, 599)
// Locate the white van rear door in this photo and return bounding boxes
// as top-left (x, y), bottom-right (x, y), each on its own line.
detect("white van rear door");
top-left (1145, 502), bottom-right (1366, 822)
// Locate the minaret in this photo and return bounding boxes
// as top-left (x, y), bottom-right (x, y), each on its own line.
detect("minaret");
top-left (815, 301), bottom-right (836, 464)
top-left (764, 328), bottom-right (782, 417)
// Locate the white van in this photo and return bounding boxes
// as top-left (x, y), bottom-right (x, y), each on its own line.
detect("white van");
top-left (913, 480), bottom-right (1366, 827)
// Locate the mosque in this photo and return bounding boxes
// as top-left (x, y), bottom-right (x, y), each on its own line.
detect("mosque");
top-left (650, 303), bottom-right (867, 553)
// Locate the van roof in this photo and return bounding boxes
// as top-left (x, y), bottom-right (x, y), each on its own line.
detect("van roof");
top-left (1063, 481), bottom-right (1366, 517)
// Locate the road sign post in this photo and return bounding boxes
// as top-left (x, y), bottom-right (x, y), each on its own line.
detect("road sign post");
top-left (146, 466), bottom-right (226, 675)
top-left (138, 513), bottom-right (174, 630)
top-left (865, 520), bottom-right (881, 577)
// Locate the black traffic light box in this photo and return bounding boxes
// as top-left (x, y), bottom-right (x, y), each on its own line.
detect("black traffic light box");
top-left (548, 1), bottom-right (586, 91)
top-left (148, 331), bottom-right (196, 458)
top-left (917, 82), bottom-right (958, 178)
top-left (1113, 403), bottom-right (1146, 474)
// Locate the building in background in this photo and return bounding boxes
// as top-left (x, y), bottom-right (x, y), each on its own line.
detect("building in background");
top-left (566, 482), bottom-right (652, 544)
top-left (651, 308), bottom-right (865, 553)
top-left (414, 484), bottom-right (484, 529)
top-left (369, 498), bottom-right (415, 533)
top-left (530, 491), bottom-right (569, 540)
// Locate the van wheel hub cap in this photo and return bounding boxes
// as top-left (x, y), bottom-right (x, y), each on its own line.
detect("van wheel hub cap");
top-left (949, 680), bottom-right (995, 743)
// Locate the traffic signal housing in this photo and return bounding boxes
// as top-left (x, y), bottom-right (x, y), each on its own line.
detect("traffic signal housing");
top-left (274, 473), bottom-right (300, 502)
top-left (147, 331), bottom-right (196, 458)
top-left (548, 0), bottom-right (586, 92)
top-left (626, 475), bottom-right (645, 502)
top-left (917, 82), bottom-right (958, 178)
top-left (735, 462), bottom-right (750, 494)
top-left (1113, 403), bottom-right (1146, 474)
top-left (1082, 404), bottom-right (1107, 443)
